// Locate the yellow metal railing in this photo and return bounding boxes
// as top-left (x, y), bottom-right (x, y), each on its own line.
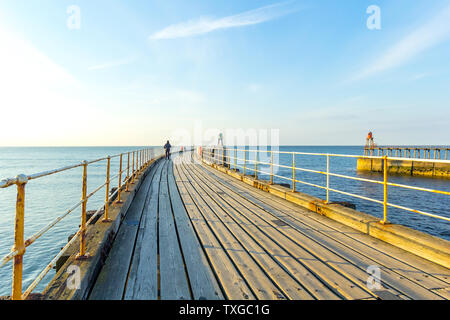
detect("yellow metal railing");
top-left (201, 147), bottom-right (450, 225)
top-left (0, 147), bottom-right (165, 300)
top-left (364, 145), bottom-right (450, 159)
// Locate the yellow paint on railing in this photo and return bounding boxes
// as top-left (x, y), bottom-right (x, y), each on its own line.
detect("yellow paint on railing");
top-left (12, 176), bottom-right (27, 300)
top-left (76, 161), bottom-right (89, 260)
top-left (201, 147), bottom-right (450, 224)
top-left (0, 147), bottom-right (160, 300)
top-left (381, 156), bottom-right (388, 225)
top-left (103, 156), bottom-right (112, 223)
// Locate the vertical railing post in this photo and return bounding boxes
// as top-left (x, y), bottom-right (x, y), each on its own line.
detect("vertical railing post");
top-left (326, 154), bottom-right (330, 203)
top-left (134, 150), bottom-right (137, 176)
top-left (103, 156), bottom-right (112, 222)
top-left (292, 153), bottom-right (296, 192)
top-left (255, 151), bottom-right (258, 180)
top-left (243, 149), bottom-right (246, 176)
top-left (117, 154), bottom-right (123, 203)
top-left (381, 156), bottom-right (388, 224)
top-left (12, 175), bottom-right (28, 300)
top-left (136, 150), bottom-right (139, 175)
top-left (131, 151), bottom-right (135, 183)
top-left (138, 150), bottom-right (141, 175)
top-left (126, 152), bottom-right (130, 191)
top-left (235, 147), bottom-right (237, 171)
top-left (77, 161), bottom-right (89, 259)
top-left (270, 151), bottom-right (274, 185)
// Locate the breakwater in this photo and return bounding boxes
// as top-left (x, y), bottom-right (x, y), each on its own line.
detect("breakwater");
top-left (357, 157), bottom-right (450, 179)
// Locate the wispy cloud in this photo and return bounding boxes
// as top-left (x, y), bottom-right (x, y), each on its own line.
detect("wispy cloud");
top-left (88, 56), bottom-right (137, 70)
top-left (352, 4), bottom-right (450, 81)
top-left (149, 1), bottom-right (300, 40)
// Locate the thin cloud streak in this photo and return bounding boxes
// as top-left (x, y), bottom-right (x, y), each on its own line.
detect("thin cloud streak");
top-left (149, 1), bottom-right (299, 40)
top-left (352, 4), bottom-right (450, 81)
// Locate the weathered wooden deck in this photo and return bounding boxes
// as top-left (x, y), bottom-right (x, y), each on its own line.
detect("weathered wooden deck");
top-left (88, 152), bottom-right (450, 300)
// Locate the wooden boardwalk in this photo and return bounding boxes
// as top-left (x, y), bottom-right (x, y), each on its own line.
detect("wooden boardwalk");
top-left (88, 152), bottom-right (450, 300)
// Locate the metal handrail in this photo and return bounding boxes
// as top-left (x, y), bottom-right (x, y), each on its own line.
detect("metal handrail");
top-left (201, 147), bottom-right (450, 226)
top-left (0, 146), bottom-right (172, 300)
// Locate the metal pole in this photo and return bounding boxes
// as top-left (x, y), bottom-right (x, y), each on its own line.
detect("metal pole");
top-left (235, 147), bottom-right (237, 171)
top-left (126, 152), bottom-right (130, 191)
top-left (132, 151), bottom-right (135, 183)
top-left (136, 150), bottom-right (139, 175)
top-left (243, 149), bottom-right (246, 176)
top-left (381, 156), bottom-right (388, 224)
top-left (117, 154), bottom-right (123, 203)
top-left (77, 161), bottom-right (89, 259)
top-left (138, 150), bottom-right (141, 175)
top-left (326, 154), bottom-right (330, 203)
top-left (12, 175), bottom-right (27, 300)
top-left (270, 151), bottom-right (274, 185)
top-left (255, 151), bottom-right (258, 179)
top-left (292, 153), bottom-right (295, 192)
top-left (103, 157), bottom-right (112, 222)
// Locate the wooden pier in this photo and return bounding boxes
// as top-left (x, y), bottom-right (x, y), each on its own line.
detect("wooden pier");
top-left (86, 151), bottom-right (450, 300)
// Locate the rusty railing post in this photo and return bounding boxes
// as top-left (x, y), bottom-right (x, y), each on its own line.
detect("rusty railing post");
top-left (255, 150), bottom-right (258, 180)
top-left (76, 161), bottom-right (89, 259)
top-left (243, 149), bottom-right (246, 176)
top-left (326, 154), bottom-right (330, 203)
top-left (116, 154), bottom-right (123, 203)
top-left (136, 150), bottom-right (139, 176)
top-left (103, 156), bottom-right (112, 223)
top-left (381, 156), bottom-right (388, 224)
top-left (126, 152), bottom-right (130, 191)
top-left (12, 175), bottom-right (28, 300)
top-left (131, 151), bottom-right (135, 183)
top-left (270, 151), bottom-right (274, 185)
top-left (292, 153), bottom-right (296, 192)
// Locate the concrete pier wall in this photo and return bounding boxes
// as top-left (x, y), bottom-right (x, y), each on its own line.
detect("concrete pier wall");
top-left (357, 157), bottom-right (450, 179)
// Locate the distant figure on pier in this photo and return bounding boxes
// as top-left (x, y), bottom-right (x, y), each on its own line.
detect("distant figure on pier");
top-left (218, 133), bottom-right (224, 146)
top-left (164, 140), bottom-right (171, 160)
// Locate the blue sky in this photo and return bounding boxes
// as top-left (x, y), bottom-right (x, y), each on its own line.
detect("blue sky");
top-left (0, 0), bottom-right (449, 146)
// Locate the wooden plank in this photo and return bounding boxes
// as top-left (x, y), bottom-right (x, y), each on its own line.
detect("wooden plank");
top-left (159, 161), bottom-right (191, 300)
top-left (173, 164), bottom-right (255, 300)
top-left (178, 164), bottom-right (313, 300)
top-left (167, 163), bottom-right (224, 300)
top-left (196, 161), bottom-right (449, 299)
top-left (185, 163), bottom-right (372, 300)
top-left (124, 160), bottom-right (165, 300)
top-left (178, 164), bottom-right (285, 300)
top-left (89, 161), bottom-right (160, 300)
top-left (197, 163), bottom-right (450, 296)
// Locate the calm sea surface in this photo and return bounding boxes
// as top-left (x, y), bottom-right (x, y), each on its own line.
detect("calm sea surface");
top-left (0, 146), bottom-right (449, 296)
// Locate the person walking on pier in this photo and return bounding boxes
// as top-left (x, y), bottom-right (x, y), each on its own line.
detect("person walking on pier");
top-left (164, 140), bottom-right (172, 160)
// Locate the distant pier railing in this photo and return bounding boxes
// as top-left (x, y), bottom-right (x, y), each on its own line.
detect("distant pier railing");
top-left (0, 147), bottom-right (180, 300)
top-left (364, 146), bottom-right (450, 160)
